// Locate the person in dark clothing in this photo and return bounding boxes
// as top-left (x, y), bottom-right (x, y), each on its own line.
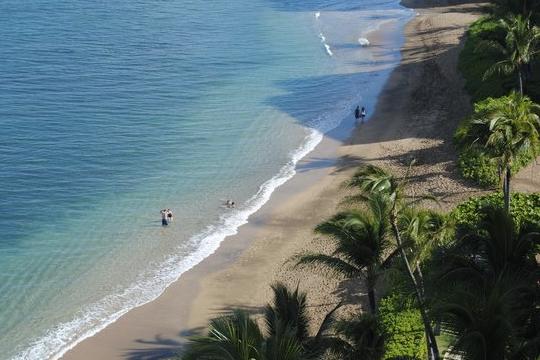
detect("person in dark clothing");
top-left (160, 209), bottom-right (168, 226)
top-left (354, 106), bottom-right (361, 123)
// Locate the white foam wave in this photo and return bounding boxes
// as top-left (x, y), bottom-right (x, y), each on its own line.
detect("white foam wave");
top-left (318, 33), bottom-right (333, 57)
top-left (323, 44), bottom-right (333, 56)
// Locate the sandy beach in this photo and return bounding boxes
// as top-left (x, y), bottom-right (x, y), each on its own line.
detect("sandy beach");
top-left (61, 1), bottom-right (540, 359)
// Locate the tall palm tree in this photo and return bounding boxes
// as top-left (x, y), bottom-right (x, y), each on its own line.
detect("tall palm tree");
top-left (434, 206), bottom-right (539, 359)
top-left (293, 194), bottom-right (394, 314)
top-left (483, 15), bottom-right (540, 95)
top-left (398, 207), bottom-right (452, 304)
top-left (470, 92), bottom-right (540, 211)
top-left (348, 165), bottom-right (441, 360)
top-left (181, 283), bottom-right (341, 360)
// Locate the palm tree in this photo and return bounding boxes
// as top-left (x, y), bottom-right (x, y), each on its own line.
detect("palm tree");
top-left (437, 278), bottom-right (529, 360)
top-left (329, 314), bottom-right (386, 360)
top-left (181, 310), bottom-right (276, 360)
top-left (490, 0), bottom-right (540, 18)
top-left (483, 15), bottom-right (540, 95)
top-left (348, 165), bottom-right (441, 360)
top-left (470, 92), bottom-right (540, 211)
top-left (398, 207), bottom-right (453, 303)
top-left (434, 206), bottom-right (539, 359)
top-left (181, 283), bottom-right (341, 360)
top-left (293, 194), bottom-right (394, 314)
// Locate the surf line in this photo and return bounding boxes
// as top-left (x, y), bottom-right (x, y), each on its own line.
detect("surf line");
top-left (315, 12), bottom-right (332, 57)
top-left (318, 32), bottom-right (333, 57)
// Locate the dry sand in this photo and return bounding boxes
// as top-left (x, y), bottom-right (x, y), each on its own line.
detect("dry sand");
top-left (61, 1), bottom-right (539, 359)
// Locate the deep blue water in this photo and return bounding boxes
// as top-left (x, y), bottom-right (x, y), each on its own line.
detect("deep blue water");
top-left (0, 0), bottom-right (411, 358)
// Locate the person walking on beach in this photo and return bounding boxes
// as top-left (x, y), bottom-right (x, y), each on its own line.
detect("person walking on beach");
top-left (160, 209), bottom-right (169, 226)
top-left (354, 105), bottom-right (361, 124)
top-left (360, 106), bottom-right (366, 122)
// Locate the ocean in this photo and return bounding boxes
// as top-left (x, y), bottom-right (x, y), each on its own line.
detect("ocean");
top-left (0, 0), bottom-right (412, 358)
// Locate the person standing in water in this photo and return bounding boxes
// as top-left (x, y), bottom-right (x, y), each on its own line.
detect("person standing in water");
top-left (160, 209), bottom-right (168, 226)
top-left (360, 106), bottom-right (366, 122)
top-left (167, 209), bottom-right (174, 222)
top-left (354, 105), bottom-right (361, 124)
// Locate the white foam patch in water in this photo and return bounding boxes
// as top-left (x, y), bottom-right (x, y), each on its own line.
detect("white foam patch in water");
top-left (358, 37), bottom-right (370, 47)
top-left (319, 32), bottom-right (333, 57)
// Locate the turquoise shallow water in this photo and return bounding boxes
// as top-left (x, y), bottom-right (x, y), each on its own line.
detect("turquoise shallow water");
top-left (0, 0), bottom-right (411, 358)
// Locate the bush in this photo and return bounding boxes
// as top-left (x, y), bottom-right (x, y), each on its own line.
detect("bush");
top-left (379, 293), bottom-right (426, 360)
top-left (458, 16), bottom-right (540, 103)
top-left (454, 95), bottom-right (540, 187)
top-left (451, 192), bottom-right (540, 228)
top-left (457, 146), bottom-right (500, 187)
top-left (457, 144), bottom-right (537, 187)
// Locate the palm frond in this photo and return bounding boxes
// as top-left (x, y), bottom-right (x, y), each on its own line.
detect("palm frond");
top-left (292, 253), bottom-right (361, 278)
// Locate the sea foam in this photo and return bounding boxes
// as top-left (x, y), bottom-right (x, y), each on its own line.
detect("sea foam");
top-left (319, 33), bottom-right (333, 56)
top-left (358, 37), bottom-right (370, 47)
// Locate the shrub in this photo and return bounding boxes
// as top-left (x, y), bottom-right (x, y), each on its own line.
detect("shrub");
top-left (457, 144), bottom-right (537, 187)
top-left (379, 293), bottom-right (426, 360)
top-left (451, 192), bottom-right (540, 228)
top-left (457, 146), bottom-right (500, 187)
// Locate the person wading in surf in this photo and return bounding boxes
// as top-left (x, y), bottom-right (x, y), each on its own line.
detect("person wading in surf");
top-left (160, 209), bottom-right (169, 226)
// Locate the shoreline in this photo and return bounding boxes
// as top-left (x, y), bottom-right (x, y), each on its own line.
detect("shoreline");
top-left (60, 2), bottom-right (488, 359)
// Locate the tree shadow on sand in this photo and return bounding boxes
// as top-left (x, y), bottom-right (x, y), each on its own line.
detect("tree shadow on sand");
top-left (123, 305), bottom-right (264, 360)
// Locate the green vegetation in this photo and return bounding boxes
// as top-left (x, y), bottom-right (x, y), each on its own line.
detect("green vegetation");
top-left (379, 294), bottom-right (425, 360)
top-left (433, 207), bottom-right (539, 359)
top-left (181, 282), bottom-right (341, 360)
top-left (459, 17), bottom-right (513, 102)
top-left (483, 15), bottom-right (540, 95)
top-left (456, 5), bottom-right (540, 194)
top-left (348, 165), bottom-right (445, 360)
top-left (455, 93), bottom-right (540, 192)
top-left (459, 16), bottom-right (540, 102)
top-left (451, 192), bottom-right (540, 228)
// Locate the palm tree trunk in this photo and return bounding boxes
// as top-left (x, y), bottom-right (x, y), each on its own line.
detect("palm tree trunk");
top-left (416, 264), bottom-right (425, 298)
top-left (367, 287), bottom-right (376, 314)
top-left (518, 70), bottom-right (524, 95)
top-left (390, 211), bottom-right (439, 360)
top-left (504, 166), bottom-right (511, 212)
top-left (366, 268), bottom-right (377, 314)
